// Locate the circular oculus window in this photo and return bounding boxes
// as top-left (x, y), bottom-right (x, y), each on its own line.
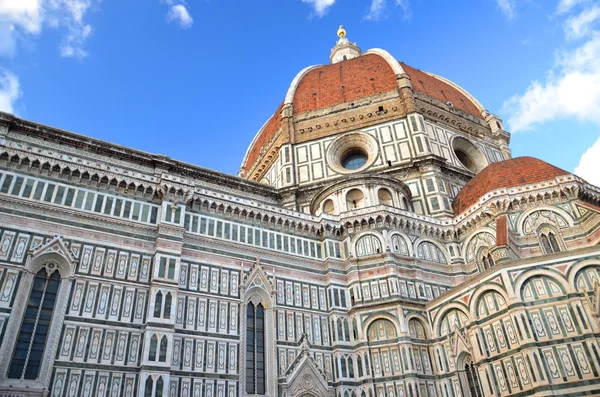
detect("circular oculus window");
top-left (327, 132), bottom-right (378, 174)
top-left (341, 149), bottom-right (368, 170)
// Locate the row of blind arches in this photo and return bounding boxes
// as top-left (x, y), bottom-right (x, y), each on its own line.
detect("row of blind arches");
top-left (355, 233), bottom-right (447, 264)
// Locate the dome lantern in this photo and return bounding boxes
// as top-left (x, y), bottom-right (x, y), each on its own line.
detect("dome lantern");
top-left (330, 25), bottom-right (361, 64)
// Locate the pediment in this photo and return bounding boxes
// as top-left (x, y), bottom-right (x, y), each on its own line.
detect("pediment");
top-left (30, 234), bottom-right (76, 264)
top-left (242, 259), bottom-right (274, 295)
top-left (281, 348), bottom-right (332, 397)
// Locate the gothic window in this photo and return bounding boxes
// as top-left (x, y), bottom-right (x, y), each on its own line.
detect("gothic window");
top-left (246, 302), bottom-right (265, 394)
top-left (149, 335), bottom-right (158, 361)
top-left (357, 355), bottom-right (363, 377)
top-left (8, 267), bottom-right (60, 380)
top-left (159, 336), bottom-right (168, 362)
top-left (348, 357), bottom-right (355, 378)
top-left (416, 241), bottom-right (447, 264)
top-left (154, 291), bottom-right (163, 318)
top-left (343, 319), bottom-right (350, 341)
top-left (144, 377), bottom-right (153, 397)
top-left (156, 377), bottom-right (164, 397)
top-left (479, 249), bottom-right (495, 272)
top-left (463, 357), bottom-right (482, 397)
top-left (355, 235), bottom-right (382, 257)
top-left (164, 293), bottom-right (172, 319)
top-left (539, 228), bottom-right (561, 254)
top-left (337, 319), bottom-right (344, 341)
top-left (390, 234), bottom-right (409, 256)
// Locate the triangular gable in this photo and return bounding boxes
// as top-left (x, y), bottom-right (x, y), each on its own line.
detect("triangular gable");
top-left (281, 339), bottom-right (332, 397)
top-left (451, 324), bottom-right (472, 359)
top-left (30, 234), bottom-right (76, 264)
top-left (241, 259), bottom-right (274, 295)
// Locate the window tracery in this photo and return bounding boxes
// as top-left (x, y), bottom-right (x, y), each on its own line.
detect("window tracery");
top-left (8, 266), bottom-right (61, 380)
top-left (538, 227), bottom-right (562, 254)
top-left (355, 235), bottom-right (382, 257)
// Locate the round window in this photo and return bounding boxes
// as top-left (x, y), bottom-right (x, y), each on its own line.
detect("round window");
top-left (341, 150), bottom-right (368, 170)
top-left (326, 132), bottom-right (378, 174)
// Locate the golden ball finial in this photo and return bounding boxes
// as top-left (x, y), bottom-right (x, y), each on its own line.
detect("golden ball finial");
top-left (337, 25), bottom-right (346, 38)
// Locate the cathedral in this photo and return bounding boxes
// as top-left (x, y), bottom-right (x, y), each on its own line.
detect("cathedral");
top-left (1, 27), bottom-right (600, 397)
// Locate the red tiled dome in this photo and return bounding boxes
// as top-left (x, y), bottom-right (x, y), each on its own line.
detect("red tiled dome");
top-left (292, 54), bottom-right (398, 114)
top-left (401, 63), bottom-right (482, 118)
top-left (241, 51), bottom-right (486, 177)
top-left (453, 157), bottom-right (570, 215)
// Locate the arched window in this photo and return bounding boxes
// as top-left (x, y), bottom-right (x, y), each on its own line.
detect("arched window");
top-left (539, 228), bottom-right (561, 254)
top-left (159, 336), bottom-right (168, 362)
top-left (340, 357), bottom-right (347, 377)
top-left (343, 319), bottom-right (350, 341)
top-left (8, 268), bottom-right (61, 380)
top-left (377, 188), bottom-right (393, 206)
top-left (149, 334), bottom-right (158, 361)
top-left (461, 355), bottom-right (482, 397)
top-left (357, 355), bottom-right (363, 377)
top-left (164, 292), bottom-right (172, 319)
top-left (156, 376), bottom-right (164, 397)
top-left (355, 235), bottom-right (382, 257)
top-left (479, 249), bottom-right (495, 271)
top-left (337, 319), bottom-right (344, 341)
top-left (346, 189), bottom-right (365, 210)
top-left (154, 291), bottom-right (163, 318)
top-left (416, 241), bottom-right (447, 264)
top-left (323, 199), bottom-right (335, 215)
top-left (246, 303), bottom-right (265, 394)
top-left (144, 377), bottom-right (153, 397)
top-left (402, 196), bottom-right (411, 211)
top-left (391, 234), bottom-right (409, 255)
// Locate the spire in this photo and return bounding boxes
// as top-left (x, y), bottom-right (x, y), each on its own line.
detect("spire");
top-left (330, 25), bottom-right (361, 64)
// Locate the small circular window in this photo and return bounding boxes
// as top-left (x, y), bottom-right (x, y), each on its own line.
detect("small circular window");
top-left (341, 150), bottom-right (368, 170)
top-left (326, 132), bottom-right (379, 174)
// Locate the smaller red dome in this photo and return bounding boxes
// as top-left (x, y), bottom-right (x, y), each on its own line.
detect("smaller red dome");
top-left (453, 157), bottom-right (570, 215)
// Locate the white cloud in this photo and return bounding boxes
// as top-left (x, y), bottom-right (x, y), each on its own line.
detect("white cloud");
top-left (504, 2), bottom-right (600, 132)
top-left (0, 0), bottom-right (96, 58)
top-left (496, 0), bottom-right (516, 19)
top-left (365, 0), bottom-right (385, 20)
top-left (575, 136), bottom-right (600, 185)
top-left (504, 33), bottom-right (600, 131)
top-left (557, 0), bottom-right (589, 14)
top-left (166, 4), bottom-right (193, 29)
top-left (364, 0), bottom-right (411, 21)
top-left (301, 0), bottom-right (335, 17)
top-left (0, 68), bottom-right (21, 114)
top-left (565, 4), bottom-right (600, 39)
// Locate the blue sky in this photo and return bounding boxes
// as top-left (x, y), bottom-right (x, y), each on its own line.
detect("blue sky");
top-left (1, 0), bottom-right (600, 184)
